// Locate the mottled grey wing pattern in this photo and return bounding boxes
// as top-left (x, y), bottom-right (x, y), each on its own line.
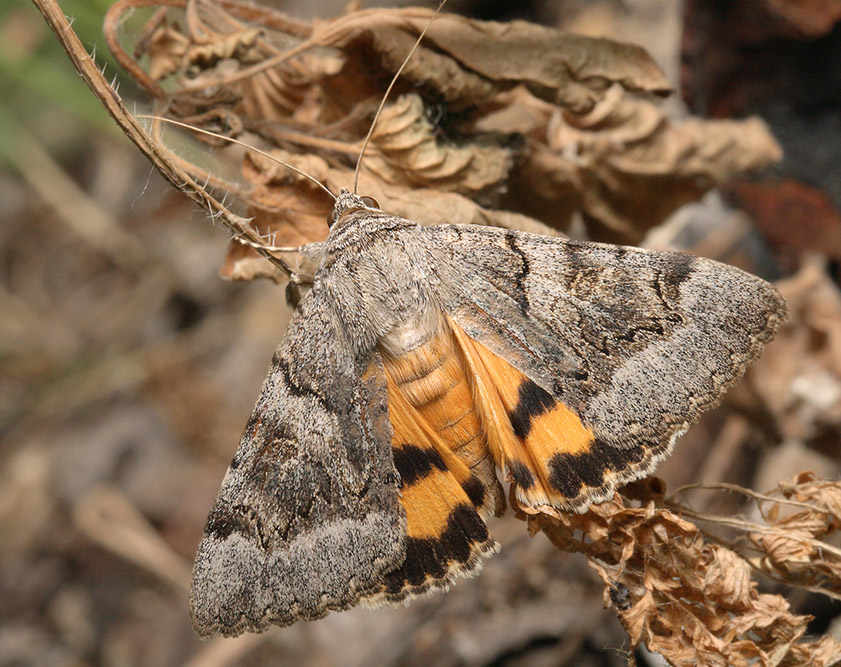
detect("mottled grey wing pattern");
top-left (190, 285), bottom-right (405, 637)
top-left (424, 224), bottom-right (788, 510)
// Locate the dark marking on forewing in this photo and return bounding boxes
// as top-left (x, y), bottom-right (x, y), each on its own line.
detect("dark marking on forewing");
top-left (606, 245), bottom-right (628, 262)
top-left (547, 439), bottom-right (647, 498)
top-left (505, 231), bottom-right (530, 315)
top-left (560, 241), bottom-right (602, 291)
top-left (382, 503), bottom-right (490, 594)
top-left (205, 504), bottom-right (268, 550)
top-left (392, 444), bottom-right (448, 487)
top-left (663, 252), bottom-right (695, 288)
top-left (509, 379), bottom-right (557, 439)
top-left (615, 321), bottom-right (666, 342)
top-left (277, 357), bottom-right (328, 409)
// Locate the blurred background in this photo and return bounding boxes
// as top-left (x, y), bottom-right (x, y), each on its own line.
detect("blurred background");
top-left (3, 1), bottom-right (841, 665)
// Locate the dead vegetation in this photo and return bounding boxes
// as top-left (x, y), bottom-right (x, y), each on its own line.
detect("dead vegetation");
top-left (104, 0), bottom-right (781, 275)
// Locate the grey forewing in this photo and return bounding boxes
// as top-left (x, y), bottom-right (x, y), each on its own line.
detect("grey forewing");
top-left (420, 224), bottom-right (787, 448)
top-left (190, 282), bottom-right (404, 637)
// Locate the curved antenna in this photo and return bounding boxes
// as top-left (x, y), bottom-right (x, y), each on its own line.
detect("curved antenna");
top-left (137, 115), bottom-right (337, 201)
top-left (352, 0), bottom-right (447, 194)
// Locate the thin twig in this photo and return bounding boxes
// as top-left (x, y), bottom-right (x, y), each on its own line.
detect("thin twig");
top-left (31, 0), bottom-right (295, 277)
top-left (668, 481), bottom-right (832, 515)
top-left (665, 504), bottom-right (841, 561)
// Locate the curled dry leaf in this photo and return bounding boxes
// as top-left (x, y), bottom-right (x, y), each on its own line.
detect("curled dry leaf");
top-left (104, 0), bottom-right (782, 280)
top-left (750, 257), bottom-right (841, 444)
top-left (749, 472), bottom-right (841, 597)
top-left (366, 93), bottom-right (512, 196)
top-left (317, 9), bottom-right (671, 112)
top-left (521, 479), bottom-right (841, 666)
top-left (536, 84), bottom-right (782, 241)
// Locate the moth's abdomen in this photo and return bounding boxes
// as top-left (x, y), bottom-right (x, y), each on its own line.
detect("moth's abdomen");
top-left (380, 322), bottom-right (502, 516)
top-left (368, 318), bottom-right (500, 605)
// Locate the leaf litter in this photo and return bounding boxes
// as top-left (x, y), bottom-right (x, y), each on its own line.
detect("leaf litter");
top-left (105, 0), bottom-right (781, 275)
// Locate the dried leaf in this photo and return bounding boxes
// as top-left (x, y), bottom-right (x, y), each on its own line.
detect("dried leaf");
top-left (522, 485), bottom-right (841, 666)
top-left (365, 94), bottom-right (511, 195)
top-left (750, 258), bottom-right (841, 442)
top-left (144, 25), bottom-right (189, 81)
top-left (542, 85), bottom-right (782, 240)
top-left (106, 1), bottom-right (784, 263)
top-left (317, 9), bottom-right (671, 113)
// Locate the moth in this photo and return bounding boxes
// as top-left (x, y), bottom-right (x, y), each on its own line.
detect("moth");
top-left (190, 189), bottom-right (788, 637)
top-left (179, 0), bottom-right (788, 638)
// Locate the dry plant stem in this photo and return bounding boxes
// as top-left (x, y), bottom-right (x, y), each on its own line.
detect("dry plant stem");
top-left (31, 0), bottom-right (295, 277)
top-left (739, 562), bottom-right (841, 603)
top-left (668, 481), bottom-right (832, 514)
top-left (681, 512), bottom-right (841, 596)
top-left (665, 483), bottom-right (841, 561)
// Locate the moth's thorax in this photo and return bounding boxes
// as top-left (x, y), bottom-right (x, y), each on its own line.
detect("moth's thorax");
top-left (325, 190), bottom-right (405, 252)
top-left (317, 206), bottom-right (439, 353)
top-left (330, 190), bottom-right (370, 220)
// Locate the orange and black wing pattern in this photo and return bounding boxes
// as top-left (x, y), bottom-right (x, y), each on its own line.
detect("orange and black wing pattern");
top-left (449, 316), bottom-right (608, 511)
top-left (368, 312), bottom-right (632, 604)
top-left (365, 321), bottom-right (501, 604)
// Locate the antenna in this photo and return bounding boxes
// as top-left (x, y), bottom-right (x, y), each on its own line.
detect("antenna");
top-left (139, 0), bottom-right (448, 213)
top-left (352, 0), bottom-right (448, 194)
top-left (137, 115), bottom-right (337, 201)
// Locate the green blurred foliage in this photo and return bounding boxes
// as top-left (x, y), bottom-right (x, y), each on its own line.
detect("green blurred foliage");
top-left (0, 0), bottom-right (130, 163)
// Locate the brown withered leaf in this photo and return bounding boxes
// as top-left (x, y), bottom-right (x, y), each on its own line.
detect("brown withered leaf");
top-left (750, 258), bottom-right (841, 444)
top-left (365, 93), bottom-right (511, 196)
top-left (541, 85), bottom-right (783, 241)
top-left (108, 0), bottom-right (782, 275)
top-left (142, 24), bottom-right (189, 81)
top-left (314, 8), bottom-right (671, 113)
top-left (522, 482), bottom-right (841, 666)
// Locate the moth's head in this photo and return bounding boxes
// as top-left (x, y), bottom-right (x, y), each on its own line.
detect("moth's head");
top-left (328, 189), bottom-right (381, 228)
